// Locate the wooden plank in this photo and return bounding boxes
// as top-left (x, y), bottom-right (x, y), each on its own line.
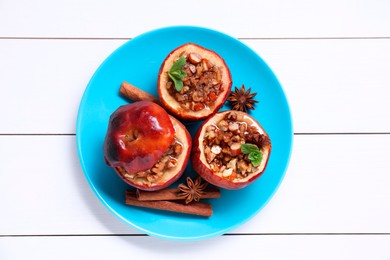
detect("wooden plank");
top-left (238, 133), bottom-right (390, 234)
top-left (0, 0), bottom-right (389, 38)
top-left (0, 39), bottom-right (123, 134)
top-left (0, 235), bottom-right (389, 259)
top-left (244, 38), bottom-right (390, 133)
top-left (1, 39), bottom-right (389, 133)
top-left (0, 135), bottom-right (389, 235)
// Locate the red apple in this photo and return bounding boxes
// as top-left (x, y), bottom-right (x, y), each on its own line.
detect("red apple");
top-left (191, 110), bottom-right (271, 189)
top-left (158, 43), bottom-right (232, 121)
top-left (104, 101), bottom-right (191, 191)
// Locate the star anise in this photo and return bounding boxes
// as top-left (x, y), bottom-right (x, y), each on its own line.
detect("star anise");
top-left (177, 176), bottom-right (208, 204)
top-left (227, 84), bottom-right (258, 112)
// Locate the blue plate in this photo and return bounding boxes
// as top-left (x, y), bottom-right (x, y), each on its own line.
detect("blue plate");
top-left (76, 26), bottom-right (293, 241)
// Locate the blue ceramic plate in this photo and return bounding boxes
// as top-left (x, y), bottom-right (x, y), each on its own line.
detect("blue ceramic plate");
top-left (76, 26), bottom-right (293, 241)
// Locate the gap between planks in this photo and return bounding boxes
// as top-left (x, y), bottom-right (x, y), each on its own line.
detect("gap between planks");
top-left (0, 37), bottom-right (390, 41)
top-left (1, 233), bottom-right (390, 238)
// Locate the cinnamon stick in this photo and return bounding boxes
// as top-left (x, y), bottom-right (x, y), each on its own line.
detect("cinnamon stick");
top-left (120, 81), bottom-right (159, 103)
top-left (126, 191), bottom-right (212, 217)
top-left (136, 188), bottom-right (221, 201)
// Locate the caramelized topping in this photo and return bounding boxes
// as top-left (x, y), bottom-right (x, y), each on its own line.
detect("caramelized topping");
top-left (120, 138), bottom-right (183, 186)
top-left (203, 112), bottom-right (270, 180)
top-left (167, 52), bottom-right (224, 112)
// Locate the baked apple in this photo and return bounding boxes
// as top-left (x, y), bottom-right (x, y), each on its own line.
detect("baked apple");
top-left (104, 101), bottom-right (191, 191)
top-left (158, 43), bottom-right (232, 121)
top-left (191, 110), bottom-right (271, 189)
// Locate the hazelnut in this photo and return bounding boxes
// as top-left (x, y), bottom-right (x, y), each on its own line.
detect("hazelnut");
top-left (188, 53), bottom-right (202, 64)
top-left (189, 64), bottom-right (196, 74)
top-left (211, 145), bottom-right (222, 155)
top-left (230, 142), bottom-right (241, 156)
top-left (222, 168), bottom-right (233, 177)
top-left (228, 122), bottom-right (240, 133)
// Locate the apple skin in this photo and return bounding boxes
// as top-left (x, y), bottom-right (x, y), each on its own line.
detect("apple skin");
top-left (104, 101), bottom-right (174, 175)
top-left (157, 43), bottom-right (232, 121)
top-left (191, 111), bottom-right (272, 190)
top-left (114, 115), bottom-right (192, 191)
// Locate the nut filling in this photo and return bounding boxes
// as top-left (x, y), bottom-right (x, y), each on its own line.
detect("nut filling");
top-left (203, 112), bottom-right (270, 180)
top-left (119, 138), bottom-right (183, 186)
top-left (167, 52), bottom-right (224, 112)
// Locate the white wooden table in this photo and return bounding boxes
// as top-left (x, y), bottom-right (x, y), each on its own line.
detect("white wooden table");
top-left (1, 1), bottom-right (390, 259)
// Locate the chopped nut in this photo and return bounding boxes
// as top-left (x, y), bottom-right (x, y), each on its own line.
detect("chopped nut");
top-left (227, 158), bottom-right (237, 171)
top-left (228, 122), bottom-right (239, 133)
top-left (215, 67), bottom-right (222, 82)
top-left (211, 79), bottom-right (219, 86)
top-left (196, 65), bottom-right (203, 76)
top-left (147, 173), bottom-right (159, 182)
top-left (230, 142), bottom-right (241, 156)
top-left (204, 129), bottom-right (216, 140)
top-left (247, 163), bottom-right (254, 173)
top-left (222, 168), bottom-right (233, 177)
top-left (217, 120), bottom-right (228, 131)
top-left (189, 64), bottom-right (196, 74)
top-left (231, 135), bottom-right (242, 143)
top-left (223, 153), bottom-right (231, 161)
top-left (205, 146), bottom-right (217, 163)
top-left (239, 123), bottom-right (247, 133)
top-left (240, 171), bottom-right (248, 178)
top-left (222, 132), bottom-right (233, 143)
top-left (206, 125), bottom-right (216, 132)
top-left (124, 173), bottom-right (134, 179)
top-left (211, 145), bottom-right (222, 154)
top-left (221, 146), bottom-right (231, 155)
top-left (167, 158), bottom-right (177, 169)
top-left (160, 156), bottom-right (169, 164)
top-left (237, 160), bottom-right (250, 173)
top-left (134, 177), bottom-right (146, 185)
top-left (176, 93), bottom-right (187, 102)
top-left (166, 81), bottom-right (173, 89)
top-left (202, 59), bottom-right (210, 71)
top-left (192, 91), bottom-right (202, 102)
top-left (227, 112), bottom-right (237, 121)
top-left (136, 171), bottom-right (148, 178)
top-left (151, 167), bottom-right (160, 174)
top-left (249, 126), bottom-right (258, 133)
top-left (262, 135), bottom-right (271, 146)
top-left (236, 113), bottom-right (244, 122)
top-left (182, 86), bottom-right (190, 93)
top-left (174, 143), bottom-right (182, 155)
top-left (210, 162), bottom-right (220, 172)
top-left (252, 133), bottom-right (261, 143)
top-left (188, 53), bottom-right (202, 64)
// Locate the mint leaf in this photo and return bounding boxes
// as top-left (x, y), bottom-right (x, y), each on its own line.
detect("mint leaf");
top-left (170, 76), bottom-right (184, 91)
top-left (169, 70), bottom-right (186, 79)
top-left (248, 151), bottom-right (263, 167)
top-left (241, 143), bottom-right (262, 167)
top-left (241, 143), bottom-right (259, 154)
top-left (168, 56), bottom-right (187, 91)
top-left (170, 56), bottom-right (186, 72)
